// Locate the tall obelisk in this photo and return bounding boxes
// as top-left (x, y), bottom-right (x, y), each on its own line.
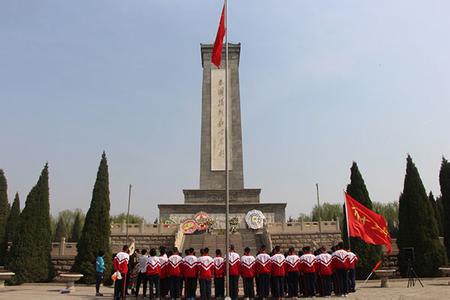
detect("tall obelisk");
top-left (199, 43), bottom-right (244, 190)
top-left (158, 42), bottom-right (286, 224)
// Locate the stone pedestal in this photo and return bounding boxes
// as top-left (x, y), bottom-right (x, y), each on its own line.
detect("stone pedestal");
top-left (374, 269), bottom-right (396, 288)
top-left (59, 273), bottom-right (83, 293)
top-left (439, 267), bottom-right (450, 285)
top-left (0, 271), bottom-right (15, 288)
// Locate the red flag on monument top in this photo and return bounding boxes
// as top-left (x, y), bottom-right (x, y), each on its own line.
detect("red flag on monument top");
top-left (211, 5), bottom-right (226, 68)
top-left (345, 192), bottom-right (392, 255)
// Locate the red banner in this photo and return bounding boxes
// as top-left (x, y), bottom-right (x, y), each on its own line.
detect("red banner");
top-left (345, 192), bottom-right (392, 254)
top-left (211, 5), bottom-right (226, 68)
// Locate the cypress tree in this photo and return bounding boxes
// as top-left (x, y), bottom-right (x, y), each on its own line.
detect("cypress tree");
top-left (439, 157), bottom-right (450, 260)
top-left (436, 196), bottom-right (445, 236)
top-left (0, 169), bottom-right (10, 265)
top-left (428, 192), bottom-right (443, 237)
top-left (9, 164), bottom-right (54, 283)
top-left (342, 162), bottom-right (383, 279)
top-left (54, 216), bottom-right (68, 242)
top-left (4, 193), bottom-right (20, 266)
top-left (398, 156), bottom-right (447, 277)
top-left (70, 213), bottom-right (82, 242)
top-left (71, 152), bottom-right (112, 283)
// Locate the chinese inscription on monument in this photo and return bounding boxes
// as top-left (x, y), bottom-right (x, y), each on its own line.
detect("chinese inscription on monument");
top-left (211, 69), bottom-right (231, 171)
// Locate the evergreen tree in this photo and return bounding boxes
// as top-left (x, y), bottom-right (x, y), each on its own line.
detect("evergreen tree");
top-left (439, 157), bottom-right (450, 260)
top-left (398, 156), bottom-right (447, 277)
top-left (71, 152), bottom-right (112, 283)
top-left (428, 192), bottom-right (443, 237)
top-left (436, 196), bottom-right (445, 236)
top-left (54, 216), bottom-right (68, 242)
top-left (4, 193), bottom-right (20, 266)
top-left (342, 162), bottom-right (384, 279)
top-left (70, 213), bottom-right (83, 242)
top-left (0, 169), bottom-right (10, 265)
top-left (9, 164), bottom-right (54, 283)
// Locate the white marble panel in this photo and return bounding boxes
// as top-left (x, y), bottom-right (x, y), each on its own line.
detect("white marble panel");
top-left (211, 69), bottom-right (231, 171)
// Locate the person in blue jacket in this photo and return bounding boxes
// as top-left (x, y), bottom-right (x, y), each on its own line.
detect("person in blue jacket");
top-left (96, 250), bottom-right (105, 296)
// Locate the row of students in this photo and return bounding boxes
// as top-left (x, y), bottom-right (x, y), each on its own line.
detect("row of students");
top-left (113, 242), bottom-right (358, 299)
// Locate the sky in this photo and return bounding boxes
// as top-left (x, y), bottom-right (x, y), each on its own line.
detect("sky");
top-left (1, 0), bottom-right (450, 221)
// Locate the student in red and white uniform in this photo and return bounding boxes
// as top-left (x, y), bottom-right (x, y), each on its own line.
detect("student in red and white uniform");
top-left (213, 249), bottom-right (225, 298)
top-left (182, 248), bottom-right (198, 300)
top-left (255, 245), bottom-right (272, 298)
top-left (167, 248), bottom-right (183, 299)
top-left (240, 247), bottom-right (256, 299)
top-left (316, 246), bottom-right (333, 297)
top-left (299, 246), bottom-right (316, 297)
top-left (270, 245), bottom-right (286, 299)
top-left (227, 245), bottom-right (240, 300)
top-left (146, 248), bottom-right (161, 299)
top-left (332, 242), bottom-right (349, 297)
top-left (347, 248), bottom-right (358, 293)
top-left (198, 247), bottom-right (214, 300)
top-left (158, 247), bottom-right (169, 298)
top-left (113, 245), bottom-right (130, 300)
top-left (285, 247), bottom-right (300, 297)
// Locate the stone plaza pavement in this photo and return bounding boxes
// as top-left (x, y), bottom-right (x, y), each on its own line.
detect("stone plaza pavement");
top-left (0, 278), bottom-right (449, 299)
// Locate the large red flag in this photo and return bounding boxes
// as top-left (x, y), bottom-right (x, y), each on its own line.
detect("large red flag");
top-left (211, 5), bottom-right (226, 68)
top-left (345, 192), bottom-right (392, 255)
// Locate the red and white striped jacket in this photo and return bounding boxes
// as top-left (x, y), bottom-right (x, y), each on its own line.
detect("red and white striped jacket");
top-left (332, 249), bottom-right (349, 270)
top-left (240, 255), bottom-right (256, 278)
top-left (227, 252), bottom-right (240, 276)
top-left (159, 254), bottom-right (168, 279)
top-left (197, 255), bottom-right (214, 279)
top-left (315, 253), bottom-right (333, 276)
top-left (270, 253), bottom-right (286, 277)
top-left (299, 253), bottom-right (316, 273)
top-left (285, 254), bottom-right (300, 273)
top-left (113, 251), bottom-right (130, 274)
top-left (256, 253), bottom-right (272, 274)
top-left (213, 256), bottom-right (225, 278)
top-left (347, 251), bottom-right (358, 269)
top-left (182, 255), bottom-right (198, 278)
top-left (167, 254), bottom-right (183, 277)
top-left (146, 255), bottom-right (161, 276)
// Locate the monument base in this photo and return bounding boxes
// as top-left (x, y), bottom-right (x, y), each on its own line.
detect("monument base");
top-left (183, 189), bottom-right (261, 204)
top-left (158, 202), bottom-right (286, 229)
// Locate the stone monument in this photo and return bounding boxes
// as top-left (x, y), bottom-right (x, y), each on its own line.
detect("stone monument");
top-left (159, 43), bottom-right (286, 229)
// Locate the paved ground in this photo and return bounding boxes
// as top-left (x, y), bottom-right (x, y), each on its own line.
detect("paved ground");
top-left (0, 277), bottom-right (449, 299)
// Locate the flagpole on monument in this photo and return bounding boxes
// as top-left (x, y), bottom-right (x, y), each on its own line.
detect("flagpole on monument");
top-left (224, 0), bottom-right (230, 299)
top-left (344, 190), bottom-right (352, 251)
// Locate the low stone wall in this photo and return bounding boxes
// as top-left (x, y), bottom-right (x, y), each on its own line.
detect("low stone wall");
top-left (110, 222), bottom-right (178, 236)
top-left (51, 256), bottom-right (75, 275)
top-left (268, 221), bottom-right (340, 234)
top-left (111, 234), bottom-right (176, 253)
top-left (51, 238), bottom-right (77, 257)
top-left (270, 232), bottom-right (342, 251)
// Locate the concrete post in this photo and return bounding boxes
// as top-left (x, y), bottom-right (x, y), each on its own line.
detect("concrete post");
top-left (140, 220), bottom-right (145, 234)
top-left (59, 237), bottom-right (66, 256)
top-left (121, 220), bottom-right (126, 234)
